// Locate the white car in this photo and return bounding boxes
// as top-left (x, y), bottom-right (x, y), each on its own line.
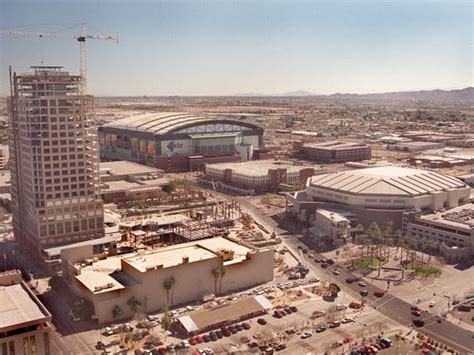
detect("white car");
top-left (429, 301), bottom-right (436, 307)
top-left (358, 281), bottom-right (367, 287)
top-left (181, 340), bottom-right (190, 348)
top-left (341, 317), bottom-right (353, 324)
top-left (103, 327), bottom-right (114, 336)
top-left (301, 331), bottom-right (313, 339)
top-left (336, 303), bottom-right (348, 311)
top-left (333, 269), bottom-right (341, 275)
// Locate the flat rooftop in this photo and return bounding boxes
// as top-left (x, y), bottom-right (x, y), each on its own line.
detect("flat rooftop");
top-left (0, 170), bottom-right (11, 187)
top-left (0, 283), bottom-right (49, 331)
top-left (303, 141), bottom-right (368, 150)
top-left (100, 161), bottom-right (162, 177)
top-left (420, 203), bottom-right (474, 230)
top-left (206, 160), bottom-right (311, 177)
top-left (75, 237), bottom-right (255, 293)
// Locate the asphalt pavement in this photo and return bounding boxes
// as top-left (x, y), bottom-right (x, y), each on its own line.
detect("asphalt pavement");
top-left (232, 195), bottom-right (474, 354)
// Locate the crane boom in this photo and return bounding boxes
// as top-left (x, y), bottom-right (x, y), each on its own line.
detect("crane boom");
top-left (0, 23), bottom-right (119, 93)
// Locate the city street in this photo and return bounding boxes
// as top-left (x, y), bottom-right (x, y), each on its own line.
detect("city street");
top-left (231, 194), bottom-right (474, 354)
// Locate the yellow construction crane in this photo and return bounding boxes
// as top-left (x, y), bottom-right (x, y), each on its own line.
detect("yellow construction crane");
top-left (0, 23), bottom-right (119, 93)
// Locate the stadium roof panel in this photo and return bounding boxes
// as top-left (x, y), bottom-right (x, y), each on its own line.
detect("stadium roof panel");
top-left (309, 166), bottom-right (466, 197)
top-left (103, 112), bottom-right (261, 135)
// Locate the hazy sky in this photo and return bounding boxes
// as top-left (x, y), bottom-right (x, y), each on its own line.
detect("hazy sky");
top-left (0, 0), bottom-right (472, 96)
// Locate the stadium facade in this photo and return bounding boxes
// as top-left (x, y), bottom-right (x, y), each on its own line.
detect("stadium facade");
top-left (99, 113), bottom-right (264, 172)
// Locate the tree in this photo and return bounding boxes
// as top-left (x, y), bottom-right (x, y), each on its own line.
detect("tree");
top-left (383, 221), bottom-right (393, 259)
top-left (161, 303), bottom-right (171, 332)
top-left (367, 222), bottom-right (383, 245)
top-left (112, 305), bottom-right (124, 322)
top-left (218, 266), bottom-right (227, 294)
top-left (212, 267), bottom-right (220, 295)
top-left (425, 239), bottom-right (436, 265)
top-left (163, 276), bottom-right (176, 306)
top-left (127, 296), bottom-right (142, 317)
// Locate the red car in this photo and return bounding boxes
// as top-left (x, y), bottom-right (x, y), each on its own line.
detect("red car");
top-left (242, 322), bottom-right (251, 330)
top-left (412, 310), bottom-right (421, 317)
top-left (257, 318), bottom-right (267, 325)
top-left (195, 335), bottom-right (203, 343)
top-left (189, 337), bottom-right (198, 345)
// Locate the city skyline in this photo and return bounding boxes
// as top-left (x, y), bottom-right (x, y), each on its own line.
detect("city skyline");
top-left (0, 0), bottom-right (472, 96)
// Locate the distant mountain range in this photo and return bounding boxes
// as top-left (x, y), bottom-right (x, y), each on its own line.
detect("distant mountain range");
top-left (235, 87), bottom-right (474, 102)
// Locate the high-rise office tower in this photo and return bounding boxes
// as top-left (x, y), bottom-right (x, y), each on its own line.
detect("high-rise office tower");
top-left (7, 66), bottom-right (104, 259)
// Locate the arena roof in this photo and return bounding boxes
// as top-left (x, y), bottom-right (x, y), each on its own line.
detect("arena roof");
top-left (309, 166), bottom-right (467, 196)
top-left (102, 112), bottom-right (261, 135)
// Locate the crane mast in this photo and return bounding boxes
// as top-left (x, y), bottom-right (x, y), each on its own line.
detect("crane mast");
top-left (0, 23), bottom-right (119, 93)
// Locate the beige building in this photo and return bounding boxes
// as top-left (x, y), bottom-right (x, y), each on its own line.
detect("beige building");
top-left (204, 160), bottom-right (315, 194)
top-left (0, 270), bottom-right (52, 355)
top-left (311, 209), bottom-right (351, 245)
top-left (297, 141), bottom-right (371, 163)
top-left (403, 204), bottom-right (474, 262)
top-left (62, 237), bottom-right (274, 324)
top-left (7, 66), bottom-right (104, 257)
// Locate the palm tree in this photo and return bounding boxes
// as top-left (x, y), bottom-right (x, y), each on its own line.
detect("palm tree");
top-left (127, 297), bottom-right (142, 317)
top-left (163, 278), bottom-right (173, 305)
top-left (212, 267), bottom-right (220, 295)
top-left (218, 266), bottom-right (227, 294)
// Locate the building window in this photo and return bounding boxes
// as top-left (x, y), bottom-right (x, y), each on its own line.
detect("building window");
top-left (43, 333), bottom-right (50, 355)
top-left (1, 343), bottom-right (7, 355)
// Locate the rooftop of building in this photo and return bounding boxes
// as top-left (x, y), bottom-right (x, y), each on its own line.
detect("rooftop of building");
top-left (392, 141), bottom-right (443, 147)
top-left (0, 170), bottom-right (10, 187)
top-left (420, 203), bottom-right (474, 230)
top-left (75, 237), bottom-right (255, 294)
top-left (316, 208), bottom-right (350, 222)
top-left (303, 141), bottom-right (368, 150)
top-left (42, 234), bottom-right (121, 258)
top-left (0, 273), bottom-right (50, 332)
top-left (102, 112), bottom-right (262, 135)
top-left (309, 166), bottom-right (467, 197)
top-left (206, 160), bottom-right (312, 177)
top-left (100, 161), bottom-right (163, 177)
top-left (178, 295), bottom-right (272, 333)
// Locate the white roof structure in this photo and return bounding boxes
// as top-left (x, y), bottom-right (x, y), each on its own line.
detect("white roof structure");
top-left (309, 166), bottom-right (466, 196)
top-left (206, 160), bottom-right (311, 177)
top-left (102, 112), bottom-right (262, 136)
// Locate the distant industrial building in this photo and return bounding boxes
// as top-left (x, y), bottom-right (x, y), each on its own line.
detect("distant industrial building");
top-left (289, 166), bottom-right (471, 229)
top-left (387, 141), bottom-right (444, 152)
top-left (0, 270), bottom-right (52, 355)
top-left (99, 112), bottom-right (264, 172)
top-left (7, 66), bottom-right (104, 258)
top-left (62, 237), bottom-right (274, 324)
top-left (295, 141), bottom-right (371, 163)
top-left (403, 204), bottom-right (474, 262)
top-left (203, 160), bottom-right (315, 194)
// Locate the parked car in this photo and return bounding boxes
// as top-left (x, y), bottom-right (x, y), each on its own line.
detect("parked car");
top-left (330, 320), bottom-right (341, 328)
top-left (358, 281), bottom-right (367, 287)
top-left (360, 289), bottom-right (369, 296)
top-left (274, 344), bottom-right (287, 351)
top-left (333, 269), bottom-right (341, 275)
top-left (242, 322), bottom-right (251, 330)
top-left (290, 306), bottom-right (298, 312)
top-left (316, 325), bottom-right (327, 333)
top-left (413, 319), bottom-right (425, 327)
top-left (301, 331), bottom-right (312, 339)
top-left (341, 317), bottom-right (353, 324)
top-left (321, 263), bottom-right (329, 268)
top-left (202, 334), bottom-right (211, 342)
top-left (216, 330), bottom-right (224, 338)
top-left (257, 318), bottom-right (267, 325)
top-left (411, 310), bottom-right (421, 317)
top-left (374, 289), bottom-right (385, 297)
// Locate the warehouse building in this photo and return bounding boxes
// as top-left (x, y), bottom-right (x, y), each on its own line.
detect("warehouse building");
top-left (387, 141), bottom-right (444, 152)
top-left (295, 141), bottom-right (371, 163)
top-left (62, 237), bottom-right (274, 324)
top-left (204, 160), bottom-right (315, 194)
top-left (289, 166), bottom-right (471, 229)
top-left (99, 113), bottom-right (264, 172)
top-left (403, 204), bottom-right (474, 262)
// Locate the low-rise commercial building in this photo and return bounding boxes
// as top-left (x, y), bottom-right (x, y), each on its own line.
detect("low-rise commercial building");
top-left (296, 141), bottom-right (371, 163)
top-left (0, 270), bottom-right (52, 355)
top-left (177, 295), bottom-right (272, 335)
top-left (62, 237), bottom-right (274, 324)
top-left (99, 161), bottom-right (169, 203)
top-left (403, 203), bottom-right (474, 262)
top-left (310, 209), bottom-right (351, 245)
top-left (204, 160), bottom-right (315, 194)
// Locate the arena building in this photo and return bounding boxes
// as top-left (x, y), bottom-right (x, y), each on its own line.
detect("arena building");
top-left (289, 166), bottom-right (471, 229)
top-left (99, 112), bottom-right (264, 172)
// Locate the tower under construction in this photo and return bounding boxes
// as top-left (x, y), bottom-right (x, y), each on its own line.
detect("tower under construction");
top-left (8, 66), bottom-right (104, 262)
